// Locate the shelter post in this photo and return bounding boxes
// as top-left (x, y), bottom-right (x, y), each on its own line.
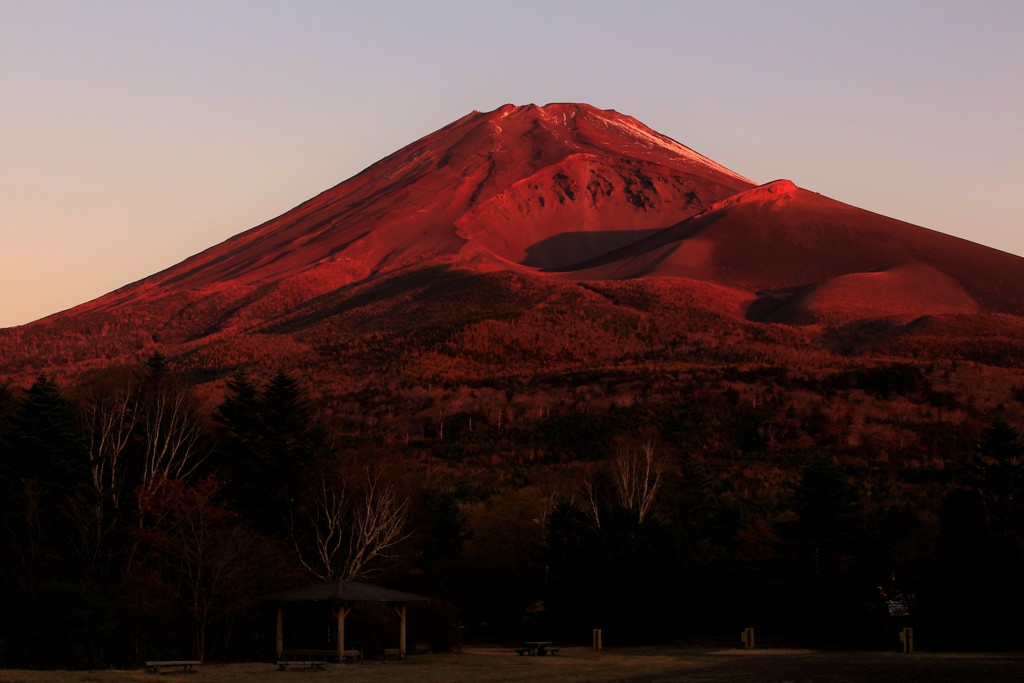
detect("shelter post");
top-left (275, 606), bottom-right (284, 657)
top-left (336, 604), bottom-right (352, 658)
top-left (393, 603), bottom-right (407, 655)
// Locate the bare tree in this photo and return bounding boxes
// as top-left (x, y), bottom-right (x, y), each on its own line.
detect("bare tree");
top-left (68, 381), bottom-right (138, 576)
top-left (138, 476), bottom-right (265, 661)
top-left (579, 443), bottom-right (664, 529)
top-left (343, 470), bottom-right (409, 579)
top-left (289, 466), bottom-right (410, 581)
top-left (582, 473), bottom-right (603, 529)
top-left (611, 442), bottom-right (663, 524)
top-left (126, 369), bottom-right (209, 574)
top-left (289, 469), bottom-right (348, 581)
top-left (83, 381), bottom-right (137, 511)
top-left (137, 382), bottom-right (207, 509)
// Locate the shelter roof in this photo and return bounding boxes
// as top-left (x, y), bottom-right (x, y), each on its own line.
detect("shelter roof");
top-left (263, 579), bottom-right (428, 603)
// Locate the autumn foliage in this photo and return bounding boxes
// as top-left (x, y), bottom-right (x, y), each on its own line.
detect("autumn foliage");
top-left (0, 345), bottom-right (1022, 667)
top-left (2, 104), bottom-right (1024, 666)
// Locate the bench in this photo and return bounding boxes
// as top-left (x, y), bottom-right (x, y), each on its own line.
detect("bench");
top-left (144, 660), bottom-right (201, 673)
top-left (278, 659), bottom-right (327, 670)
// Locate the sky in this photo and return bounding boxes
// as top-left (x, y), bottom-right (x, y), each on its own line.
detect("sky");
top-left (1, 1), bottom-right (1022, 328)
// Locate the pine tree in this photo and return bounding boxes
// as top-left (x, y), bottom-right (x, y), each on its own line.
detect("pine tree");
top-left (214, 370), bottom-right (324, 536)
top-left (792, 454), bottom-right (861, 577)
top-left (972, 418), bottom-right (1023, 540)
top-left (6, 374), bottom-right (86, 491)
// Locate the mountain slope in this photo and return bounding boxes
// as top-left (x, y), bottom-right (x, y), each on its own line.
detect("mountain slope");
top-left (71, 103), bottom-right (752, 317)
top-left (561, 179), bottom-right (1024, 323)
top-left (2, 103), bottom-right (1023, 385)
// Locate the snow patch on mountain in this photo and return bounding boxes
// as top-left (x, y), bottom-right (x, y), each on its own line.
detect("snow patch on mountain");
top-left (599, 114), bottom-right (753, 184)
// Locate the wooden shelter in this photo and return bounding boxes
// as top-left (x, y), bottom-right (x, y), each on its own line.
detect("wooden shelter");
top-left (263, 579), bottom-right (428, 660)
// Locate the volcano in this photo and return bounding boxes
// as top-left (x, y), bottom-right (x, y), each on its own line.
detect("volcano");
top-left (3, 103), bottom-right (1024, 385)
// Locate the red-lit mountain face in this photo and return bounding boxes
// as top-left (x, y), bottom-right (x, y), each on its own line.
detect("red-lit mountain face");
top-left (2, 103), bottom-right (1024, 386)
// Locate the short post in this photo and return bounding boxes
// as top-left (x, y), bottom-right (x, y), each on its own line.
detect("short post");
top-left (899, 627), bottom-right (914, 654)
top-left (741, 627), bottom-right (755, 649)
top-left (592, 628), bottom-right (603, 651)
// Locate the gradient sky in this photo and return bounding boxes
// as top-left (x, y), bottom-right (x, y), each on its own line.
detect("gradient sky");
top-left (2, 0), bottom-right (1021, 328)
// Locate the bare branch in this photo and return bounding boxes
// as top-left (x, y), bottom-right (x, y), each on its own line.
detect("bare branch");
top-left (138, 385), bottom-right (208, 506)
top-left (343, 469), bottom-right (411, 580)
top-left (288, 465), bottom-right (410, 581)
top-left (71, 382), bottom-right (139, 575)
top-left (288, 475), bottom-right (348, 581)
top-left (582, 474), bottom-right (602, 530)
top-left (612, 442), bottom-right (663, 524)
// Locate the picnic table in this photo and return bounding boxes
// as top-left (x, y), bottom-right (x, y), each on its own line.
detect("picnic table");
top-left (516, 641), bottom-right (559, 656)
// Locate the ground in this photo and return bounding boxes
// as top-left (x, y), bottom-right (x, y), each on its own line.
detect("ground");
top-left (2, 647), bottom-right (1024, 683)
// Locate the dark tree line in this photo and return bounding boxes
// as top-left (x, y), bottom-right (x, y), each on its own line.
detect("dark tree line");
top-left (0, 359), bottom-right (426, 667)
top-left (916, 418), bottom-right (1024, 648)
top-left (1, 358), bottom-right (1023, 668)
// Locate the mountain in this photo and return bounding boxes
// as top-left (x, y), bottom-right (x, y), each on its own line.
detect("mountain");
top-left (2, 102), bottom-right (1024, 387)
top-left (564, 179), bottom-right (1024, 324)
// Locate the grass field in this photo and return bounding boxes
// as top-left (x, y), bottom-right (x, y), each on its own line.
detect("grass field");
top-left (2, 647), bottom-right (1023, 683)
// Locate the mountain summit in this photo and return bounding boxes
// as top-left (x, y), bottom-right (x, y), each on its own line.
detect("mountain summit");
top-left (3, 103), bottom-right (1024, 384)
top-left (76, 103), bottom-right (755, 307)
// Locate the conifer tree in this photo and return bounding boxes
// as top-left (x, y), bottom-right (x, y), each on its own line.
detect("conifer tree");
top-left (214, 370), bottom-right (324, 536)
top-left (972, 418), bottom-right (1023, 540)
top-left (792, 454), bottom-right (861, 577)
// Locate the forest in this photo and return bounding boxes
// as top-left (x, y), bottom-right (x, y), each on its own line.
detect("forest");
top-left (1, 351), bottom-right (1023, 669)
